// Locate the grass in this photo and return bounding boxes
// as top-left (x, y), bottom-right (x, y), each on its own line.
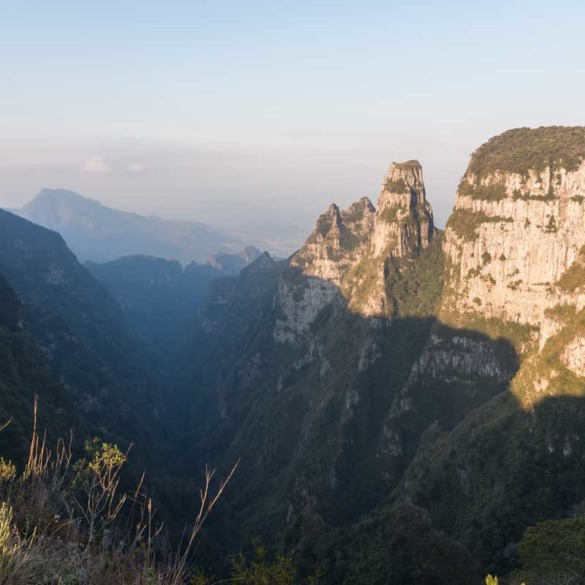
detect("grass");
top-left (0, 400), bottom-right (237, 585)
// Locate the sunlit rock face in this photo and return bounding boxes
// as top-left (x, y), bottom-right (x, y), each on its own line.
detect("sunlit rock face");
top-left (561, 335), bottom-right (585, 377)
top-left (441, 127), bottom-right (585, 346)
top-left (291, 197), bottom-right (376, 286)
top-left (373, 160), bottom-right (434, 259)
top-left (284, 160), bottom-right (436, 324)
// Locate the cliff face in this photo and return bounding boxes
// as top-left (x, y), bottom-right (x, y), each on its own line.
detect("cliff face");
top-left (181, 127), bottom-right (585, 579)
top-left (442, 128), bottom-right (585, 342)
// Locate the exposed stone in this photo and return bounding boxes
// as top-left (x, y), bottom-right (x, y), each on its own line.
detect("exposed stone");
top-left (443, 154), bottom-right (585, 345)
top-left (286, 160), bottom-right (436, 320)
top-left (561, 335), bottom-right (585, 377)
top-left (274, 276), bottom-right (338, 343)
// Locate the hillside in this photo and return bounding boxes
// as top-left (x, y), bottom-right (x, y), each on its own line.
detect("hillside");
top-left (0, 274), bottom-right (79, 466)
top-left (2, 127), bottom-right (585, 583)
top-left (0, 209), bottom-right (173, 475)
top-left (85, 247), bottom-right (262, 358)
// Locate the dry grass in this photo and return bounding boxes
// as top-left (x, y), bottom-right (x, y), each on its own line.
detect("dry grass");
top-left (0, 396), bottom-right (238, 584)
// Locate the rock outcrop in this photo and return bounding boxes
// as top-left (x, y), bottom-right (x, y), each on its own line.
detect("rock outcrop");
top-left (283, 160), bottom-right (436, 327)
top-left (373, 160), bottom-right (434, 258)
top-left (442, 127), bottom-right (585, 346)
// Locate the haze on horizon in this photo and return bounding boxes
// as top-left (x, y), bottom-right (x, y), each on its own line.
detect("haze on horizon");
top-left (1, 0), bottom-right (584, 250)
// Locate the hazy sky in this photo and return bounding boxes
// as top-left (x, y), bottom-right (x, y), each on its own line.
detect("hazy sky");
top-left (1, 0), bottom-right (584, 247)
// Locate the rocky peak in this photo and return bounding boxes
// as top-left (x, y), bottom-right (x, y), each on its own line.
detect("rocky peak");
top-left (292, 160), bottom-right (436, 288)
top-left (380, 160), bottom-right (425, 206)
top-left (372, 160), bottom-right (435, 259)
top-left (291, 197), bottom-right (376, 286)
top-left (280, 160), bottom-right (438, 326)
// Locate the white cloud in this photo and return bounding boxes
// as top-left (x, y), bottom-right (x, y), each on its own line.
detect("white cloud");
top-left (81, 156), bottom-right (111, 174)
top-left (126, 163), bottom-right (145, 174)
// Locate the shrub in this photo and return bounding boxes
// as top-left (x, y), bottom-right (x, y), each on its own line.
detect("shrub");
top-left (0, 404), bottom-right (237, 584)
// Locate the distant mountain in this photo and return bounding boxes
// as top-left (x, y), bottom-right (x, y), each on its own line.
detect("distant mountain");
top-left (85, 247), bottom-right (262, 358)
top-left (205, 246), bottom-right (263, 276)
top-left (14, 188), bottom-right (244, 264)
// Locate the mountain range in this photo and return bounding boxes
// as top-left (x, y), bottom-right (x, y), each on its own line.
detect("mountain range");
top-left (2, 126), bottom-right (585, 583)
top-left (173, 127), bottom-right (585, 582)
top-left (13, 188), bottom-right (245, 264)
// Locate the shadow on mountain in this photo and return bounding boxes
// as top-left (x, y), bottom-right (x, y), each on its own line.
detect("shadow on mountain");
top-left (164, 251), bottom-right (585, 582)
top-left (162, 258), bottom-right (538, 581)
top-left (2, 206), bottom-right (585, 583)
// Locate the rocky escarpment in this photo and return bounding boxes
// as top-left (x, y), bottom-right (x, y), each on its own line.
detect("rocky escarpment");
top-left (372, 160), bottom-right (434, 259)
top-left (181, 128), bottom-right (585, 581)
top-left (442, 127), bottom-right (585, 345)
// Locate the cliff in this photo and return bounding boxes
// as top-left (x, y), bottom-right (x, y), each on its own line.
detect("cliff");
top-left (285, 159), bottom-right (437, 332)
top-left (176, 127), bottom-right (585, 581)
top-left (442, 127), bottom-right (585, 337)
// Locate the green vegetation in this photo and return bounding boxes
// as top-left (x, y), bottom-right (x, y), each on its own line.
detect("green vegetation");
top-left (513, 518), bottom-right (585, 583)
top-left (458, 180), bottom-right (507, 201)
top-left (515, 192), bottom-right (556, 201)
top-left (447, 209), bottom-right (513, 241)
top-left (225, 543), bottom-right (320, 585)
top-left (0, 423), bottom-right (236, 584)
top-left (467, 126), bottom-right (585, 176)
top-left (544, 303), bottom-right (577, 322)
top-left (393, 160), bottom-right (422, 170)
top-left (378, 204), bottom-right (400, 224)
top-left (341, 197), bottom-right (375, 224)
top-left (439, 311), bottom-right (538, 353)
top-left (338, 225), bottom-right (361, 253)
top-left (384, 235), bottom-right (445, 318)
top-left (507, 279), bottom-right (523, 291)
top-left (385, 178), bottom-right (409, 193)
top-left (558, 264), bottom-right (585, 292)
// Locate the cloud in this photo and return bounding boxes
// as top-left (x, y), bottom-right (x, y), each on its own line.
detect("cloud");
top-left (126, 163), bottom-right (145, 174)
top-left (81, 156), bottom-right (111, 174)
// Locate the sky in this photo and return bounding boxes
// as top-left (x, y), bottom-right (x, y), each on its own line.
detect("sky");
top-left (1, 0), bottom-right (584, 249)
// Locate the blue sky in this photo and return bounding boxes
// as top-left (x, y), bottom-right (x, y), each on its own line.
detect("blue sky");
top-left (1, 0), bottom-right (584, 248)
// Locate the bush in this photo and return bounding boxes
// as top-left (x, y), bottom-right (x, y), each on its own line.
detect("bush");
top-left (0, 406), bottom-right (237, 584)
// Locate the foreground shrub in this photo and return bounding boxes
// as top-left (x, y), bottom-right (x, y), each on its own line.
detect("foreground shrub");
top-left (0, 400), bottom-right (237, 584)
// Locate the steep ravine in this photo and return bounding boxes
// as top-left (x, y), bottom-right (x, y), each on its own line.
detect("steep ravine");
top-left (177, 127), bottom-right (585, 582)
top-left (3, 127), bottom-right (585, 583)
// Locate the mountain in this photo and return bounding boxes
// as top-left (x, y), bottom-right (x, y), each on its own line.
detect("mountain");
top-left (175, 129), bottom-right (585, 582)
top-left (0, 209), bottom-right (168, 458)
top-left (14, 188), bottom-right (244, 264)
top-left (85, 246), bottom-right (263, 358)
top-left (3, 127), bottom-right (585, 583)
top-left (206, 246), bottom-right (264, 276)
top-left (176, 160), bottom-right (489, 581)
